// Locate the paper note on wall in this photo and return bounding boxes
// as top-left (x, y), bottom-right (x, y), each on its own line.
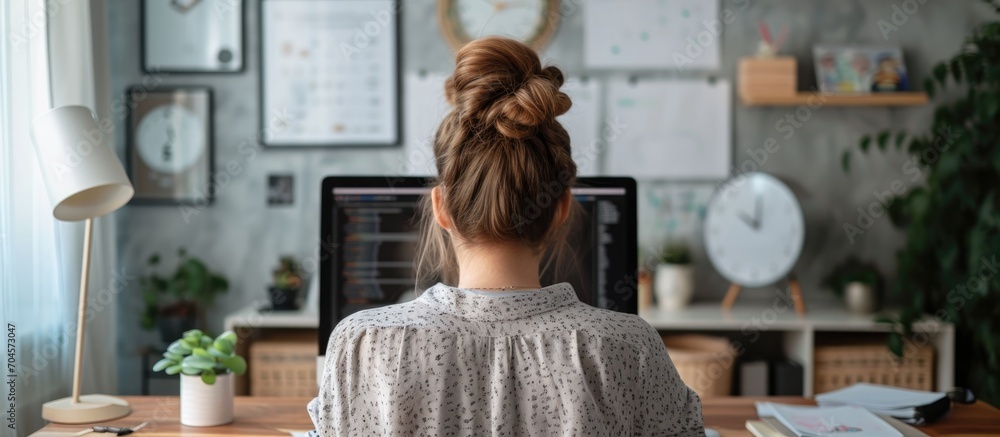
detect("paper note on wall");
top-left (638, 182), bottom-right (715, 249)
top-left (606, 78), bottom-right (731, 180)
top-left (400, 72), bottom-right (450, 176)
top-left (560, 78), bottom-right (602, 176)
top-left (584, 0), bottom-right (720, 70)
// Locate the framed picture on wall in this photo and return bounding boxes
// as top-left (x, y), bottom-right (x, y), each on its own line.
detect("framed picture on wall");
top-left (259, 0), bottom-right (401, 147)
top-left (126, 87), bottom-right (215, 205)
top-left (141, 0), bottom-right (245, 73)
top-left (813, 46), bottom-right (911, 94)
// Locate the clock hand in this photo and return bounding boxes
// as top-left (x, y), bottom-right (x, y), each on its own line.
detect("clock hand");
top-left (754, 195), bottom-right (762, 229)
top-left (737, 211), bottom-right (756, 230)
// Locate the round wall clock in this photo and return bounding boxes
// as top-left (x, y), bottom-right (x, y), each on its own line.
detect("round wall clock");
top-left (437, 0), bottom-right (560, 51)
top-left (136, 104), bottom-right (207, 174)
top-left (703, 172), bottom-right (807, 314)
top-left (127, 86), bottom-right (213, 204)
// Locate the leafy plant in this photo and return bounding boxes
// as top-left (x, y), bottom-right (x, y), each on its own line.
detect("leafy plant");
top-left (152, 329), bottom-right (247, 385)
top-left (140, 248), bottom-right (229, 330)
top-left (659, 242), bottom-right (693, 265)
top-left (272, 256), bottom-right (304, 290)
top-left (842, 3), bottom-right (1000, 404)
top-left (821, 256), bottom-right (883, 297)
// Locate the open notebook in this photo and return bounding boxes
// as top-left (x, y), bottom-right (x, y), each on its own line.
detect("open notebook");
top-left (752, 402), bottom-right (929, 437)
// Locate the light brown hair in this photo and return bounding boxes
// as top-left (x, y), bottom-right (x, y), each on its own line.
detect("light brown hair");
top-left (415, 36), bottom-right (579, 288)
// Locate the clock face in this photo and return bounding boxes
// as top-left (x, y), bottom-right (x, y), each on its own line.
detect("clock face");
top-left (136, 104), bottom-right (206, 174)
top-left (704, 173), bottom-right (804, 288)
top-left (440, 0), bottom-right (557, 50)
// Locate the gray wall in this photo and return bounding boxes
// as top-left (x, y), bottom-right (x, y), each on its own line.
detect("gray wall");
top-left (109, 0), bottom-right (993, 393)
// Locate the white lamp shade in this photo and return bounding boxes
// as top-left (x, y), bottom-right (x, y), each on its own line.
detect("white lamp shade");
top-left (31, 105), bottom-right (134, 221)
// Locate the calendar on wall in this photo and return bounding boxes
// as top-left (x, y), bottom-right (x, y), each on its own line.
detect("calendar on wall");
top-left (260, 0), bottom-right (400, 147)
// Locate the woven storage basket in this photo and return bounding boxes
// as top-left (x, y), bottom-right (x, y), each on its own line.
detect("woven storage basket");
top-left (814, 340), bottom-right (935, 394)
top-left (660, 334), bottom-right (736, 398)
top-left (249, 335), bottom-right (317, 396)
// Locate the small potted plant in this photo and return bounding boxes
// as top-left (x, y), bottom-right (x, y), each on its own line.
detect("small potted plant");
top-left (822, 256), bottom-right (883, 315)
top-left (269, 256), bottom-right (305, 311)
top-left (152, 329), bottom-right (247, 427)
top-left (654, 242), bottom-right (694, 311)
top-left (140, 248), bottom-right (229, 344)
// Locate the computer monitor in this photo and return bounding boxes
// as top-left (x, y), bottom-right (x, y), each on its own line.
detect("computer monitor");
top-left (318, 176), bottom-right (638, 363)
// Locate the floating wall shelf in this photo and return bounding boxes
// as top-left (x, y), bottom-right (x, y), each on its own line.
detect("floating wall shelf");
top-left (740, 91), bottom-right (929, 107)
top-left (738, 57), bottom-right (930, 107)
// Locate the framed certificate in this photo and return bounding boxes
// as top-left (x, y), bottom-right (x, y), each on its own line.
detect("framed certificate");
top-left (126, 87), bottom-right (215, 205)
top-left (260, 0), bottom-right (401, 147)
top-left (142, 0), bottom-right (245, 73)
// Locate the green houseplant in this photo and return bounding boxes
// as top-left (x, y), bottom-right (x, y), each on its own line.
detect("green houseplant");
top-left (842, 2), bottom-right (1000, 404)
top-left (140, 248), bottom-right (229, 343)
top-left (655, 242), bottom-right (694, 310)
top-left (822, 257), bottom-right (883, 314)
top-left (269, 256), bottom-right (304, 311)
top-left (151, 329), bottom-right (247, 426)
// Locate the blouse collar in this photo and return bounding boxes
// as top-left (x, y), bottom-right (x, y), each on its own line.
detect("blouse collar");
top-left (418, 282), bottom-right (579, 321)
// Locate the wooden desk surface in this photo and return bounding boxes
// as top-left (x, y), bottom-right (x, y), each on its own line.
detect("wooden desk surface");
top-left (34, 396), bottom-right (1000, 436)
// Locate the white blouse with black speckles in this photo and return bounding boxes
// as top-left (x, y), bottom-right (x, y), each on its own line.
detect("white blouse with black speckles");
top-left (307, 282), bottom-right (704, 436)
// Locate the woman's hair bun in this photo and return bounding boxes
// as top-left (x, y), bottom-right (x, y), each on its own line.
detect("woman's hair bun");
top-left (445, 37), bottom-right (572, 140)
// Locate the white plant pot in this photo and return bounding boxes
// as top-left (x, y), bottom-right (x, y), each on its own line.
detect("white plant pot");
top-left (180, 373), bottom-right (234, 427)
top-left (655, 264), bottom-right (694, 311)
top-left (844, 282), bottom-right (877, 315)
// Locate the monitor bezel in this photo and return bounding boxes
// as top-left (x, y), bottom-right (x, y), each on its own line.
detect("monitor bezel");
top-left (318, 176), bottom-right (638, 357)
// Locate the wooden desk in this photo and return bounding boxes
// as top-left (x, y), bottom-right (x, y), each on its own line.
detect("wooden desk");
top-left (34, 397), bottom-right (314, 436)
top-left (33, 396), bottom-right (1000, 436)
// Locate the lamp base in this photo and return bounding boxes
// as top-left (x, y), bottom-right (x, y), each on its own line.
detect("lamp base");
top-left (42, 394), bottom-right (131, 424)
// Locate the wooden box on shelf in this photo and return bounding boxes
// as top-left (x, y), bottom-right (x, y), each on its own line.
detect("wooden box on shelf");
top-left (738, 56), bottom-right (797, 100)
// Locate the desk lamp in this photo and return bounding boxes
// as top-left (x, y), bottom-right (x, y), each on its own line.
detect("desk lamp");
top-left (30, 105), bottom-right (134, 423)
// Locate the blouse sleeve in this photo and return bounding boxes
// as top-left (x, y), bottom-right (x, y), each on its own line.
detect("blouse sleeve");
top-left (308, 321), bottom-right (360, 436)
top-left (636, 331), bottom-right (705, 436)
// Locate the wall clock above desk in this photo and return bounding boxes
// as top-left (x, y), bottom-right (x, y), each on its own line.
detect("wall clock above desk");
top-left (437, 0), bottom-right (560, 51)
top-left (704, 172), bottom-right (807, 315)
top-left (126, 87), bottom-right (214, 205)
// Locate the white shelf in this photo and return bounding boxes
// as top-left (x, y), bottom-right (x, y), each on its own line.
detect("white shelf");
top-left (640, 303), bottom-right (945, 332)
top-left (642, 303), bottom-right (954, 396)
top-left (223, 305), bottom-right (318, 331)
top-left (224, 303), bottom-right (955, 397)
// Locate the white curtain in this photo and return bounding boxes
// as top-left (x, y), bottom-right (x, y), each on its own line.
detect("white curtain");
top-left (0, 1), bottom-right (119, 435)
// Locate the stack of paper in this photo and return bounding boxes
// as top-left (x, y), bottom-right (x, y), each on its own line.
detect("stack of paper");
top-left (816, 383), bottom-right (949, 424)
top-left (756, 402), bottom-right (903, 437)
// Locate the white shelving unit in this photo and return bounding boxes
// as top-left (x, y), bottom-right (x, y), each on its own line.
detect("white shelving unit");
top-left (640, 303), bottom-right (955, 396)
top-left (224, 305), bottom-right (318, 332)
top-left (222, 303), bottom-right (955, 398)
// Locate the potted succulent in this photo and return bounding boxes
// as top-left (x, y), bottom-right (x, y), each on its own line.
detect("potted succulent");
top-left (269, 256), bottom-right (305, 311)
top-left (822, 257), bottom-right (883, 315)
top-left (152, 329), bottom-right (247, 427)
top-left (654, 242), bottom-right (695, 311)
top-left (140, 248), bottom-right (229, 344)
